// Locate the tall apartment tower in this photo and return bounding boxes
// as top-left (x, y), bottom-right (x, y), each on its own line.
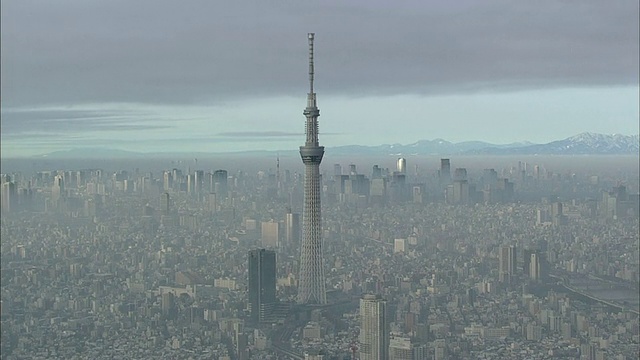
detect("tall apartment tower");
top-left (297, 33), bottom-right (327, 305)
top-left (499, 245), bottom-right (517, 284)
top-left (248, 249), bottom-right (276, 322)
top-left (359, 294), bottom-right (389, 360)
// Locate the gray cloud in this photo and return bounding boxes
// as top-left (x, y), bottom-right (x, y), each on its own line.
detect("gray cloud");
top-left (1, 0), bottom-right (637, 108)
top-left (0, 108), bottom-right (171, 134)
top-left (218, 131), bottom-right (301, 137)
top-left (217, 131), bottom-right (342, 138)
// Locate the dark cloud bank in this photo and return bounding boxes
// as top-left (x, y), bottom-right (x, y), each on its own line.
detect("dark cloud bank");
top-left (1, 0), bottom-right (637, 108)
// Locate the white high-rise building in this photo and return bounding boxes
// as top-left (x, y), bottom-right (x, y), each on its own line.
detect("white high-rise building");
top-left (359, 294), bottom-right (389, 360)
top-left (396, 158), bottom-right (406, 174)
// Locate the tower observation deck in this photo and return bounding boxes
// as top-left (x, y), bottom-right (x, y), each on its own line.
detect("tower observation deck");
top-left (297, 33), bottom-right (326, 305)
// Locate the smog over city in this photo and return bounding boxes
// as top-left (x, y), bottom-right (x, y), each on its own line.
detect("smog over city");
top-left (1, 1), bottom-right (639, 359)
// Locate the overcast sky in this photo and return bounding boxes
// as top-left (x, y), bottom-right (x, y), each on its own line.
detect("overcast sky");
top-left (1, 0), bottom-right (638, 157)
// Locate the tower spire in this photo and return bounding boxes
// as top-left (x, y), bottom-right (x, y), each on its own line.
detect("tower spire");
top-left (308, 33), bottom-right (315, 96)
top-left (298, 33), bottom-right (326, 305)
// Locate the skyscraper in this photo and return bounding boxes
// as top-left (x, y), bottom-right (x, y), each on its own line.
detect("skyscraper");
top-left (213, 170), bottom-right (228, 198)
top-left (285, 211), bottom-right (301, 247)
top-left (248, 249), bottom-right (276, 322)
top-left (52, 174), bottom-right (64, 204)
top-left (396, 158), bottom-right (406, 174)
top-left (1, 181), bottom-right (16, 214)
top-left (440, 159), bottom-right (451, 185)
top-left (297, 33), bottom-right (326, 305)
top-left (529, 252), bottom-right (541, 282)
top-left (359, 294), bottom-right (389, 360)
top-left (499, 245), bottom-right (517, 284)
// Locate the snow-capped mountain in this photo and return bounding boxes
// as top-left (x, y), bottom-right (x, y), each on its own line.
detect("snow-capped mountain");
top-left (475, 133), bottom-right (639, 155)
top-left (331, 139), bottom-right (532, 156)
top-left (35, 132), bottom-right (639, 158)
top-left (331, 133), bottom-right (638, 156)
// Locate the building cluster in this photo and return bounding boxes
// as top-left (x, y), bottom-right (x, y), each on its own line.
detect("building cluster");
top-left (1, 153), bottom-right (637, 359)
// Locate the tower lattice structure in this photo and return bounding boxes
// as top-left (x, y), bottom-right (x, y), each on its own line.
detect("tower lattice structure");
top-left (297, 33), bottom-right (326, 305)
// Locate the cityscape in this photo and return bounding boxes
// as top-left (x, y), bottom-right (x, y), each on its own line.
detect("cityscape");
top-left (1, 2), bottom-right (639, 360)
top-left (1, 144), bottom-right (638, 360)
top-left (1, 33), bottom-right (639, 359)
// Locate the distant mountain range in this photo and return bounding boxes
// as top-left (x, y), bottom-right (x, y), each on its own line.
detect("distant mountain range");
top-left (35, 132), bottom-right (639, 159)
top-left (336, 133), bottom-right (639, 156)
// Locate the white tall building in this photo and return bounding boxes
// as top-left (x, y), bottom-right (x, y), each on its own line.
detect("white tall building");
top-left (359, 294), bottom-right (389, 360)
top-left (529, 253), bottom-right (541, 281)
top-left (51, 174), bottom-right (64, 205)
top-left (396, 158), bottom-right (406, 174)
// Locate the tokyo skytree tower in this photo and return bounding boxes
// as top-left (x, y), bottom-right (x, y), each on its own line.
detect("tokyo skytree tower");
top-left (297, 33), bottom-right (326, 305)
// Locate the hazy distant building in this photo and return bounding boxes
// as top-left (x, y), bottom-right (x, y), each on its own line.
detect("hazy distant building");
top-left (453, 167), bottom-right (467, 181)
top-left (160, 192), bottom-right (170, 215)
top-left (440, 159), bottom-right (451, 185)
top-left (261, 220), bottom-right (281, 248)
top-left (372, 165), bottom-right (383, 179)
top-left (499, 245), bottom-right (517, 284)
top-left (207, 192), bottom-right (217, 213)
top-left (213, 170), bottom-right (228, 198)
top-left (163, 170), bottom-right (173, 191)
top-left (194, 170), bottom-right (204, 195)
top-left (529, 252), bottom-right (541, 282)
top-left (370, 178), bottom-right (387, 206)
top-left (359, 294), bottom-right (389, 360)
top-left (248, 249), bottom-right (276, 322)
top-left (397, 158), bottom-right (406, 174)
top-left (1, 181), bottom-right (17, 214)
top-left (51, 174), bottom-right (64, 204)
top-left (412, 185), bottom-right (424, 204)
top-left (452, 180), bottom-right (469, 205)
top-left (434, 339), bottom-right (447, 360)
top-left (389, 333), bottom-right (427, 360)
top-left (285, 211), bottom-right (301, 247)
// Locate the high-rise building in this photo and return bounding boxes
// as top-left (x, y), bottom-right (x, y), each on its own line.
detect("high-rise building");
top-left (207, 192), bottom-right (217, 214)
top-left (261, 220), bottom-right (281, 248)
top-left (194, 170), bottom-right (205, 195)
top-left (453, 167), bottom-right (467, 181)
top-left (359, 294), bottom-right (389, 360)
top-left (213, 170), bottom-right (228, 198)
top-left (248, 249), bottom-right (276, 322)
top-left (334, 163), bottom-right (342, 176)
top-left (52, 174), bottom-right (64, 204)
top-left (452, 180), bottom-right (469, 205)
top-left (529, 252), bottom-right (541, 282)
top-left (440, 159), bottom-right (451, 185)
top-left (160, 192), bottom-right (170, 215)
top-left (523, 248), bottom-right (535, 276)
top-left (285, 211), bottom-right (301, 247)
top-left (434, 339), bottom-right (447, 360)
top-left (499, 245), bottom-right (517, 284)
top-left (297, 33), bottom-right (327, 305)
top-left (163, 170), bottom-right (173, 191)
top-left (389, 333), bottom-right (427, 360)
top-left (1, 181), bottom-right (16, 214)
top-left (396, 158), bottom-right (406, 174)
